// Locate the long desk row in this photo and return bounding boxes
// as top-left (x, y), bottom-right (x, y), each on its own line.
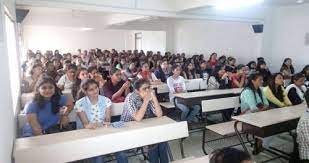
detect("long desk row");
top-left (14, 116), bottom-right (189, 163)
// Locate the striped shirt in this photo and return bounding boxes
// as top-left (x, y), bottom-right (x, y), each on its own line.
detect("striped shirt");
top-left (120, 92), bottom-right (156, 122)
top-left (297, 109), bottom-right (309, 160)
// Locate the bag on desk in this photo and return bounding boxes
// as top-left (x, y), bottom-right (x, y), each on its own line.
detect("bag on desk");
top-left (44, 122), bottom-right (76, 134)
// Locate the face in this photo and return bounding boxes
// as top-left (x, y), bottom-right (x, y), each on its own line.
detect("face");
top-left (260, 64), bottom-right (266, 69)
top-left (252, 76), bottom-right (263, 88)
top-left (53, 60), bottom-right (61, 68)
top-left (238, 67), bottom-right (245, 74)
top-left (188, 63), bottom-right (194, 70)
top-left (137, 83), bottom-right (151, 98)
top-left (90, 69), bottom-right (98, 78)
top-left (47, 63), bottom-right (55, 71)
top-left (294, 77), bottom-right (305, 87)
top-left (85, 83), bottom-right (99, 97)
top-left (38, 83), bottom-right (55, 98)
top-left (200, 63), bottom-right (206, 69)
top-left (66, 68), bottom-right (76, 78)
top-left (173, 67), bottom-right (182, 76)
top-left (129, 63), bottom-right (135, 70)
top-left (251, 63), bottom-right (257, 69)
top-left (285, 59), bottom-right (292, 66)
top-left (275, 74), bottom-right (284, 86)
top-left (33, 66), bottom-right (43, 76)
top-left (78, 70), bottom-right (89, 81)
top-left (161, 61), bottom-right (168, 69)
top-left (142, 64), bottom-right (150, 71)
top-left (112, 70), bottom-right (122, 82)
top-left (230, 59), bottom-right (236, 65)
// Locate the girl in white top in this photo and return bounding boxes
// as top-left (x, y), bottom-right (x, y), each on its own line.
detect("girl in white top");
top-left (167, 65), bottom-right (200, 123)
top-left (57, 64), bottom-right (77, 96)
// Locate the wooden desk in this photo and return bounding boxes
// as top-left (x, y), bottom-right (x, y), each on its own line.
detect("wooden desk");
top-left (174, 88), bottom-right (242, 106)
top-left (14, 116), bottom-right (189, 163)
top-left (232, 103), bottom-right (307, 155)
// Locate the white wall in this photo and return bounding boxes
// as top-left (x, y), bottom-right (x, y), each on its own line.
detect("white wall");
top-left (0, 0), bottom-right (17, 163)
top-left (261, 4), bottom-right (309, 72)
top-left (173, 19), bottom-right (262, 63)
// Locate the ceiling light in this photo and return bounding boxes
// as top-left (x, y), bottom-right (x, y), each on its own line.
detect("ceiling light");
top-left (296, 0), bottom-right (304, 4)
top-left (80, 27), bottom-right (93, 31)
top-left (214, 0), bottom-right (264, 10)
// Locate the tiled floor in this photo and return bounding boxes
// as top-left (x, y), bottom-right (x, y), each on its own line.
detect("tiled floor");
top-left (113, 130), bottom-right (294, 163)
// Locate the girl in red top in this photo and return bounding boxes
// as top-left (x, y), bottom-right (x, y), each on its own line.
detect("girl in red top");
top-left (230, 64), bottom-right (246, 88)
top-left (207, 53), bottom-right (218, 69)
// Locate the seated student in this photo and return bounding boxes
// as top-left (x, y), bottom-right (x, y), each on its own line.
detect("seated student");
top-left (72, 68), bottom-right (89, 100)
top-left (45, 61), bottom-right (61, 81)
top-left (280, 58), bottom-right (295, 79)
top-left (296, 89), bottom-right (309, 162)
top-left (197, 60), bottom-right (212, 80)
top-left (240, 73), bottom-right (269, 154)
top-left (230, 64), bottom-right (246, 88)
top-left (182, 62), bottom-right (199, 79)
top-left (120, 79), bottom-right (169, 163)
top-left (256, 60), bottom-right (271, 87)
top-left (167, 65), bottom-right (200, 122)
top-left (286, 73), bottom-right (307, 105)
top-left (103, 68), bottom-right (130, 103)
top-left (75, 79), bottom-right (128, 163)
top-left (124, 62), bottom-right (138, 79)
top-left (301, 65), bottom-right (309, 88)
top-left (23, 76), bottom-right (74, 137)
top-left (207, 64), bottom-right (231, 90)
top-left (218, 55), bottom-right (227, 65)
top-left (264, 73), bottom-right (292, 108)
top-left (154, 60), bottom-right (171, 83)
top-left (210, 147), bottom-right (253, 163)
top-left (207, 52), bottom-right (218, 69)
top-left (22, 64), bottom-right (43, 93)
top-left (57, 64), bottom-right (77, 97)
top-left (226, 57), bottom-right (237, 73)
top-left (137, 62), bottom-right (161, 84)
top-left (247, 61), bottom-right (257, 76)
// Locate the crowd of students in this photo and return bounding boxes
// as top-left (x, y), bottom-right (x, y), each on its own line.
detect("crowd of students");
top-left (20, 48), bottom-right (309, 162)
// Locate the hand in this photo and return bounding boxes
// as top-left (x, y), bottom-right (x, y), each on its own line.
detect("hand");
top-left (99, 79), bottom-right (106, 88)
top-left (85, 123), bottom-right (97, 129)
top-left (103, 121), bottom-right (111, 128)
top-left (122, 81), bottom-right (131, 89)
top-left (60, 115), bottom-right (70, 129)
top-left (143, 91), bottom-right (152, 102)
top-left (222, 73), bottom-right (229, 79)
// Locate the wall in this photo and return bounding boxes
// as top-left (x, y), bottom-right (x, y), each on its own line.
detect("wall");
top-left (261, 4), bottom-right (309, 72)
top-left (173, 19), bottom-right (263, 64)
top-left (0, 0), bottom-right (17, 162)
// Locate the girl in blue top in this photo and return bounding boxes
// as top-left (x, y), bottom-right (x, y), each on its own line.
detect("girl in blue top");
top-left (74, 79), bottom-right (128, 163)
top-left (24, 76), bottom-right (74, 136)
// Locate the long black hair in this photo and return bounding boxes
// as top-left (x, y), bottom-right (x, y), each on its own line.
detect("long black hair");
top-left (33, 75), bottom-right (62, 114)
top-left (244, 73), bottom-right (264, 104)
top-left (268, 73), bottom-right (284, 102)
top-left (301, 65), bottom-right (309, 80)
top-left (280, 58), bottom-right (295, 74)
top-left (210, 147), bottom-right (251, 163)
top-left (183, 61), bottom-right (197, 79)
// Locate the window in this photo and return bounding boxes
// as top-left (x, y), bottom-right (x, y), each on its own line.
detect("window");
top-left (135, 32), bottom-right (142, 50)
top-left (4, 7), bottom-right (20, 113)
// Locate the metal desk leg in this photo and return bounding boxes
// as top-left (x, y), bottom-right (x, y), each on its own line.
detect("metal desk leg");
top-left (167, 143), bottom-right (174, 161)
top-left (179, 138), bottom-right (186, 158)
top-left (234, 121), bottom-right (249, 154)
top-left (202, 128), bottom-right (208, 155)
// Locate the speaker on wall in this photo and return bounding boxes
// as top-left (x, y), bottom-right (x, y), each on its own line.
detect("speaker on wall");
top-left (252, 24), bottom-right (263, 33)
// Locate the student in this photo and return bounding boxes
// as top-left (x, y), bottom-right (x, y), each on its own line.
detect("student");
top-left (22, 64), bottom-right (43, 93)
top-left (23, 76), bottom-right (74, 136)
top-left (72, 68), bottom-right (89, 100)
top-left (247, 61), bottom-right (257, 75)
top-left (286, 73), bottom-right (307, 105)
top-left (182, 62), bottom-right (199, 79)
top-left (218, 55), bottom-right (227, 65)
top-left (75, 79), bottom-right (128, 163)
top-left (230, 64), bottom-right (246, 88)
top-left (301, 65), bottom-right (309, 88)
top-left (57, 64), bottom-right (77, 97)
top-left (103, 68), bottom-right (130, 103)
top-left (154, 60), bottom-right (171, 83)
top-left (210, 147), bottom-right (253, 163)
top-left (264, 73), bottom-right (292, 108)
top-left (124, 62), bottom-right (138, 79)
top-left (120, 79), bottom-right (169, 163)
top-left (280, 58), bottom-right (295, 79)
top-left (207, 64), bottom-right (231, 90)
top-left (226, 57), bottom-right (237, 73)
top-left (296, 89), bottom-right (309, 162)
top-left (240, 73), bottom-right (269, 154)
top-left (198, 60), bottom-right (212, 80)
top-left (256, 60), bottom-right (271, 86)
top-left (45, 61), bottom-right (60, 81)
top-left (167, 65), bottom-right (200, 122)
top-left (137, 62), bottom-right (161, 83)
top-left (207, 52), bottom-right (218, 69)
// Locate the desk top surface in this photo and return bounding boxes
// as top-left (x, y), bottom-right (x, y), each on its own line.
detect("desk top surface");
top-left (232, 103), bottom-right (307, 128)
top-left (174, 88), bottom-right (242, 99)
top-left (15, 116), bottom-right (176, 150)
